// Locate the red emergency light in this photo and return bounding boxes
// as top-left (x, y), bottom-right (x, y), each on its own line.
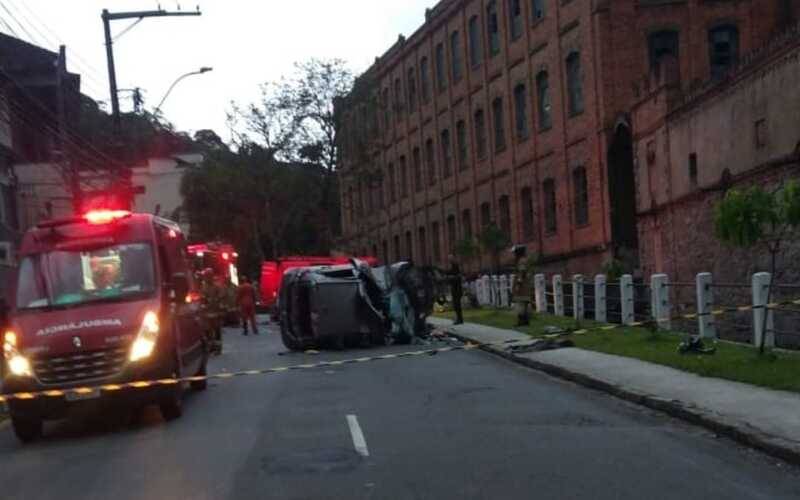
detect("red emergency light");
top-left (84, 210), bottom-right (132, 225)
top-left (222, 252), bottom-right (230, 261)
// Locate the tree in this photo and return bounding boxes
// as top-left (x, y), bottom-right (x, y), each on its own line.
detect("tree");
top-left (479, 222), bottom-right (511, 274)
top-left (714, 181), bottom-right (800, 353)
top-left (229, 58), bottom-right (355, 246)
top-left (454, 237), bottom-right (480, 273)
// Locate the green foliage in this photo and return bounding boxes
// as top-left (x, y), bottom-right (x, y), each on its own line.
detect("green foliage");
top-left (714, 187), bottom-right (778, 247)
top-left (454, 237), bottom-right (479, 260)
top-left (601, 258), bottom-right (625, 282)
top-left (479, 222), bottom-right (510, 257)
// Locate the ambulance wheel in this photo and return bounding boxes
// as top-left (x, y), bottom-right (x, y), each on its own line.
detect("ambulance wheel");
top-left (191, 360), bottom-right (208, 391)
top-left (12, 417), bottom-right (42, 443)
top-left (160, 365), bottom-right (184, 421)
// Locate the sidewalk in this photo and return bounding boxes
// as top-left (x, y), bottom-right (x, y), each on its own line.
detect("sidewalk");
top-left (429, 316), bottom-right (800, 464)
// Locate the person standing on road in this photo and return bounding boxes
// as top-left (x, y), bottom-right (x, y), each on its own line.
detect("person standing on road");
top-left (446, 255), bottom-right (464, 325)
top-left (201, 271), bottom-right (225, 354)
top-left (236, 277), bottom-right (259, 336)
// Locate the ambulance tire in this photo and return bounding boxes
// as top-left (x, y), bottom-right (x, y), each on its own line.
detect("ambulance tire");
top-left (160, 360), bottom-right (184, 421)
top-left (12, 416), bottom-right (42, 443)
top-left (190, 359), bottom-right (208, 391)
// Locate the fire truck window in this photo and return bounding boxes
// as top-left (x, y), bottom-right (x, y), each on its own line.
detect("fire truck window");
top-left (15, 258), bottom-right (47, 308)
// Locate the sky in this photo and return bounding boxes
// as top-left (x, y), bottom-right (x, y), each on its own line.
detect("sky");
top-left (0, 0), bottom-right (436, 141)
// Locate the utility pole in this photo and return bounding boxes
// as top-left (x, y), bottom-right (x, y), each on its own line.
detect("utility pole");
top-left (102, 7), bottom-right (202, 135)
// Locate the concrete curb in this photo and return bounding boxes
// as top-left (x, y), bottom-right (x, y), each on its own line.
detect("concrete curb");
top-left (442, 327), bottom-right (800, 466)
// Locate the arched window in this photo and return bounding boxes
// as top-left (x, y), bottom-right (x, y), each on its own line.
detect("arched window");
top-left (573, 166), bottom-right (589, 226)
top-left (566, 52), bottom-right (584, 115)
top-left (425, 138), bottom-right (436, 185)
top-left (709, 24), bottom-right (739, 79)
top-left (498, 195), bottom-right (511, 236)
top-left (487, 1), bottom-right (500, 56)
top-left (456, 120), bottom-right (468, 169)
top-left (441, 129), bottom-right (452, 178)
top-left (513, 83), bottom-right (528, 138)
top-left (413, 147), bottom-right (422, 192)
top-left (520, 187), bottom-right (534, 240)
top-left (492, 97), bottom-right (506, 152)
top-left (536, 71), bottom-right (552, 130)
top-left (462, 209), bottom-right (473, 239)
top-left (407, 67), bottom-right (417, 110)
top-left (420, 57), bottom-right (430, 103)
top-left (468, 16), bottom-right (482, 67)
top-left (474, 108), bottom-right (487, 159)
top-left (531, 0), bottom-right (545, 21)
top-left (451, 31), bottom-right (463, 82)
top-left (435, 43), bottom-right (447, 92)
top-left (543, 178), bottom-right (557, 234)
top-left (509, 0), bottom-right (523, 41)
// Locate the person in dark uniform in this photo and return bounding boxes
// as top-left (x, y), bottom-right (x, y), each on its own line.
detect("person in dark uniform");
top-left (511, 245), bottom-right (531, 327)
top-left (446, 254), bottom-right (464, 325)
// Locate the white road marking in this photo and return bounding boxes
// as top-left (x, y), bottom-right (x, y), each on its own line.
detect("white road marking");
top-left (346, 414), bottom-right (370, 457)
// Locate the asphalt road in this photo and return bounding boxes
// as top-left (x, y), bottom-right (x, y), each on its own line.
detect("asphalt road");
top-left (1, 319), bottom-right (799, 500)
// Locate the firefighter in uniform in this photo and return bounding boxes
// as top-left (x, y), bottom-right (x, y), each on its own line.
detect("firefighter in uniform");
top-left (512, 245), bottom-right (532, 327)
top-left (200, 270), bottom-right (225, 355)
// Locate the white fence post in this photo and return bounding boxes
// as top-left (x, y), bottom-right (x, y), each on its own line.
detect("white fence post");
top-left (553, 274), bottom-right (564, 316)
top-left (573, 274), bottom-right (584, 321)
top-left (499, 274), bottom-right (510, 308)
top-left (479, 275), bottom-right (490, 306)
top-left (595, 275), bottom-right (607, 323)
top-left (490, 275), bottom-right (498, 307)
top-left (752, 272), bottom-right (775, 349)
top-left (696, 272), bottom-right (716, 339)
top-left (534, 274), bottom-right (546, 313)
top-left (651, 274), bottom-right (671, 330)
top-left (620, 274), bottom-right (634, 326)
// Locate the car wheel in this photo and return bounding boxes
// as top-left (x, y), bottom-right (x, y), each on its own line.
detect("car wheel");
top-left (12, 416), bottom-right (43, 443)
top-left (280, 329), bottom-right (302, 351)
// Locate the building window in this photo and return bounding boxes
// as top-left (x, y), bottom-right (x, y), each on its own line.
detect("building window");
top-left (509, 0), bottom-right (523, 41)
top-left (456, 120), bottom-right (468, 169)
top-left (447, 215), bottom-right (457, 253)
top-left (400, 155), bottom-right (409, 197)
top-left (543, 178), bottom-right (557, 234)
top-left (418, 226), bottom-right (428, 264)
top-left (413, 147), bottom-right (423, 192)
top-left (382, 87), bottom-right (391, 130)
top-left (532, 0), bottom-right (545, 21)
top-left (451, 31), bottom-right (463, 82)
top-left (487, 1), bottom-right (500, 57)
top-left (394, 234), bottom-right (401, 262)
top-left (426, 138), bottom-right (436, 185)
top-left (513, 83), bottom-right (528, 139)
top-left (709, 25), bottom-right (739, 79)
top-left (648, 30), bottom-right (679, 72)
top-left (492, 97), bottom-right (506, 153)
top-left (420, 57), bottom-right (431, 103)
top-left (407, 67), bottom-right (417, 111)
top-left (573, 166), bottom-right (589, 226)
top-left (566, 52), bottom-right (584, 116)
top-left (480, 202), bottom-right (492, 229)
top-left (395, 78), bottom-right (405, 119)
top-left (499, 195), bottom-right (511, 236)
top-left (475, 108), bottom-right (487, 159)
top-left (689, 153), bottom-right (698, 185)
top-left (441, 129), bottom-right (452, 178)
top-left (405, 231), bottom-right (413, 261)
top-left (388, 163), bottom-right (397, 202)
top-left (536, 71), bottom-right (552, 130)
top-left (462, 209), bottom-right (473, 239)
top-left (468, 15), bottom-right (482, 68)
top-left (432, 222), bottom-right (441, 263)
top-left (755, 119), bottom-right (767, 149)
top-left (521, 186), bottom-right (534, 240)
top-left (436, 43), bottom-right (448, 92)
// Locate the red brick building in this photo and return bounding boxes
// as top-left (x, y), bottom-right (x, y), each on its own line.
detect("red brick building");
top-left (337, 0), bottom-right (796, 274)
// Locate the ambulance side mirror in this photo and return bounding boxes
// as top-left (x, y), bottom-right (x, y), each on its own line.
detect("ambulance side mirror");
top-left (171, 273), bottom-right (190, 303)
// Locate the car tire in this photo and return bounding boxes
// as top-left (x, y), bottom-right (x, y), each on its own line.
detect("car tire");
top-left (12, 416), bottom-right (43, 443)
top-left (280, 329), bottom-right (303, 351)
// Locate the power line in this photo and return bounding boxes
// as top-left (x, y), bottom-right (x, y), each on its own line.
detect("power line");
top-left (0, 1), bottom-right (37, 43)
top-left (5, 0), bottom-right (108, 93)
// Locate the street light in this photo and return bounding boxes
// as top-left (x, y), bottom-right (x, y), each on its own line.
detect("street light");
top-left (153, 66), bottom-right (213, 115)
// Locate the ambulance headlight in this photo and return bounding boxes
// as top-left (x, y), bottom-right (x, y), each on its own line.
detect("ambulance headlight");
top-left (130, 311), bottom-right (160, 362)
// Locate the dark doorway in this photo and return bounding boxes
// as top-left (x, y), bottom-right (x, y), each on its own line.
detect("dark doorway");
top-left (607, 123), bottom-right (639, 254)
